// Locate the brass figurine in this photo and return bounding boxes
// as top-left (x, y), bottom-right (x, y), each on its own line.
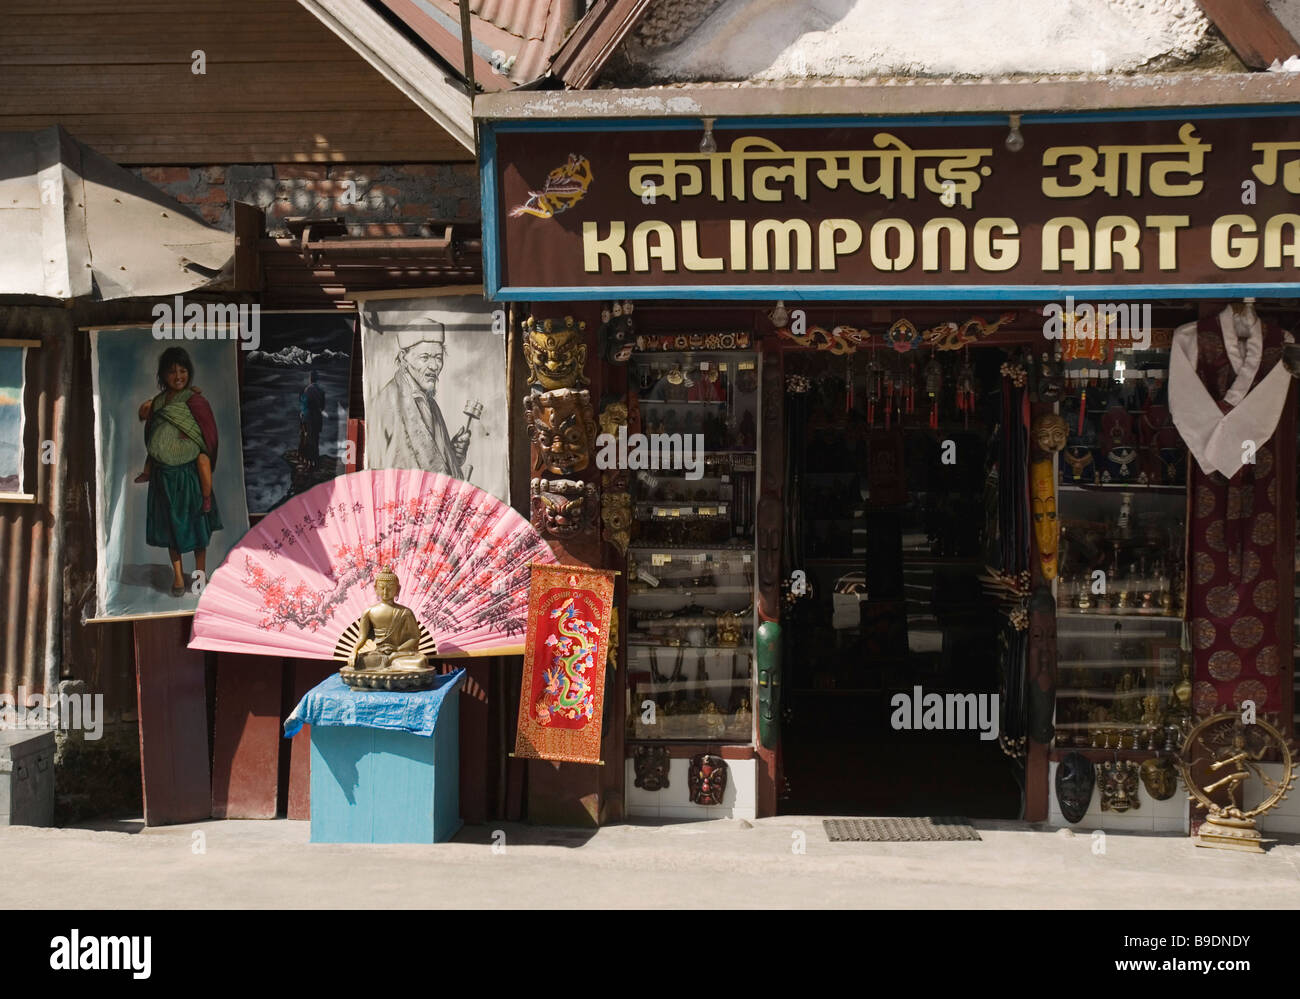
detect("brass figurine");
top-left (337, 568), bottom-right (438, 691)
top-left (715, 614), bottom-right (743, 647)
top-left (1177, 713), bottom-right (1297, 853)
top-left (703, 700), bottom-right (727, 739)
top-left (730, 697), bottom-right (752, 740)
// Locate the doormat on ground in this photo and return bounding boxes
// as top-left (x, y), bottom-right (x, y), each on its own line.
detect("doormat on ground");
top-left (822, 817), bottom-right (981, 842)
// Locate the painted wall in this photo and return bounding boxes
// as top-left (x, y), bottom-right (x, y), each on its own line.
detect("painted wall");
top-left (129, 164), bottom-right (480, 234)
top-left (611, 0), bottom-right (1240, 83)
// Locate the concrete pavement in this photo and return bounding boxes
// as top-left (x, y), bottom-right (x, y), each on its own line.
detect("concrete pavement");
top-left (2, 816), bottom-right (1299, 908)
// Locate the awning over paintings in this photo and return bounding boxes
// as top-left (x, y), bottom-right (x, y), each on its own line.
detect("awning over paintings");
top-left (0, 125), bottom-right (234, 301)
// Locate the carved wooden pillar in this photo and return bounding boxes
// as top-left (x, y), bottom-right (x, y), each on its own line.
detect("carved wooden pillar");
top-left (520, 306), bottom-right (615, 826)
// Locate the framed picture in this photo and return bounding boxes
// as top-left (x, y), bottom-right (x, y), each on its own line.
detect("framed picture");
top-left (90, 327), bottom-right (250, 621)
top-left (240, 312), bottom-right (354, 515)
top-left (358, 290), bottom-right (508, 502)
top-left (0, 338), bottom-right (39, 503)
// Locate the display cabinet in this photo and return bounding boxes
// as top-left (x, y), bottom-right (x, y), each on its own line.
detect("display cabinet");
top-left (1050, 350), bottom-right (1195, 755)
top-left (1052, 478), bottom-right (1191, 752)
top-left (624, 349), bottom-right (758, 743)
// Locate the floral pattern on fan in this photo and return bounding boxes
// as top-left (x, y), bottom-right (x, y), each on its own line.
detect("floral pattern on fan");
top-left (243, 500), bottom-right (543, 636)
top-left (190, 470), bottom-right (558, 660)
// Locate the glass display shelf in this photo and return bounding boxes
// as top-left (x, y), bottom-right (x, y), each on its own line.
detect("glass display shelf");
top-left (1053, 450), bottom-right (1189, 751)
top-left (626, 348), bottom-right (758, 743)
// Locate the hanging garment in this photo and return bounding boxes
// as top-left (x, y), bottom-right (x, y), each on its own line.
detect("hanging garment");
top-left (1174, 309), bottom-right (1297, 719)
top-left (1170, 306), bottom-right (1293, 479)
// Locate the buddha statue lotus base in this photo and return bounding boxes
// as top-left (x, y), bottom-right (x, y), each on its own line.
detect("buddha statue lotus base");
top-left (338, 663), bottom-right (441, 692)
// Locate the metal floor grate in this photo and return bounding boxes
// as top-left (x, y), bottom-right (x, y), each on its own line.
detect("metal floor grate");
top-left (823, 817), bottom-right (981, 842)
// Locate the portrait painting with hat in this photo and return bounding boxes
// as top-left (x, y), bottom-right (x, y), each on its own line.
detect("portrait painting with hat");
top-left (371, 319), bottom-right (472, 476)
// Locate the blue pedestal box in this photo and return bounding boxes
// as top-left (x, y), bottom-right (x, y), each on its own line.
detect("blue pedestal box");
top-left (284, 670), bottom-right (465, 844)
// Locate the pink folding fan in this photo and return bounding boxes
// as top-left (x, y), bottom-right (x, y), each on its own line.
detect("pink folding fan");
top-left (190, 469), bottom-right (557, 659)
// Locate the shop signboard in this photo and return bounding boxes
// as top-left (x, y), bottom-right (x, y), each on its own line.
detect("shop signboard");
top-left (482, 111), bottom-right (1300, 300)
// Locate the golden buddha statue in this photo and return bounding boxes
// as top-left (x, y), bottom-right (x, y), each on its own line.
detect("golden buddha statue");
top-left (339, 568), bottom-right (437, 690)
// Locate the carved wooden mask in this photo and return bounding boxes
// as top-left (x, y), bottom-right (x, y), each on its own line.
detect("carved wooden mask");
top-left (633, 745), bottom-right (671, 791)
top-left (526, 388), bottom-right (596, 476)
top-left (688, 753), bottom-right (728, 806)
top-left (530, 478), bottom-right (598, 537)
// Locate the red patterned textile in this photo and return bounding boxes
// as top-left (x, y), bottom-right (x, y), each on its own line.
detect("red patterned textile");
top-left (1186, 316), bottom-right (1296, 723)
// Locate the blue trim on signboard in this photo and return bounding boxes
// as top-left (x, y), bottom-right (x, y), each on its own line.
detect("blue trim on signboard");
top-left (489, 283), bottom-right (1300, 303)
top-left (479, 125), bottom-right (500, 299)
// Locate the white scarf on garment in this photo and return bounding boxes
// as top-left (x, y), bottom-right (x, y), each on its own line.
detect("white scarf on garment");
top-left (1169, 306), bottom-right (1294, 480)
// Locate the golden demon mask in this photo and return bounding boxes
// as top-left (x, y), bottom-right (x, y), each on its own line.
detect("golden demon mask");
top-left (525, 388), bottom-right (596, 476)
top-left (1030, 458), bottom-right (1058, 581)
top-left (530, 478), bottom-right (598, 537)
top-left (598, 400), bottom-right (628, 440)
top-left (1031, 413), bottom-right (1068, 455)
top-left (522, 316), bottom-right (588, 391)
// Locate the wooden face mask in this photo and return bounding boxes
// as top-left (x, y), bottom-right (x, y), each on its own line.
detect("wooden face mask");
top-left (1030, 458), bottom-right (1059, 581)
top-left (1031, 412), bottom-right (1068, 455)
top-left (530, 478), bottom-right (597, 537)
top-left (526, 389), bottom-right (596, 476)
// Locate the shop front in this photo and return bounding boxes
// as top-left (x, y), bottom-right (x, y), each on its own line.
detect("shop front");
top-left (478, 94), bottom-right (1300, 830)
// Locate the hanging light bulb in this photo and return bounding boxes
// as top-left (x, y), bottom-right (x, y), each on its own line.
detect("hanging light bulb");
top-left (699, 117), bottom-right (717, 154)
top-left (769, 299), bottom-right (789, 327)
top-left (1005, 113), bottom-right (1024, 153)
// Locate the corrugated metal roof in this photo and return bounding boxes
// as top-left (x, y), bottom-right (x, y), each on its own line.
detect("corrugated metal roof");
top-left (378, 0), bottom-right (581, 88)
top-left (0, 126), bottom-right (234, 301)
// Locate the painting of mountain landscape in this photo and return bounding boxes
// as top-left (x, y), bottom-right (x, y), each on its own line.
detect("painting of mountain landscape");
top-left (240, 314), bottom-right (354, 514)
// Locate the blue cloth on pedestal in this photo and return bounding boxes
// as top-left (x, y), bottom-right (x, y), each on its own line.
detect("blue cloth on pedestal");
top-left (283, 669), bottom-right (466, 739)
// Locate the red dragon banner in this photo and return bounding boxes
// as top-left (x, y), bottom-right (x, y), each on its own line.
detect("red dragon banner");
top-left (513, 563), bottom-right (617, 764)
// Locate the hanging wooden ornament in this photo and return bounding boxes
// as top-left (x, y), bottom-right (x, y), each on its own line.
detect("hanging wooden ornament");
top-left (955, 349), bottom-right (976, 428)
top-left (924, 353), bottom-right (942, 429)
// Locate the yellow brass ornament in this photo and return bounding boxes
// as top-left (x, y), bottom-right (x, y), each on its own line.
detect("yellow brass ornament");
top-left (1176, 712), bottom-right (1297, 853)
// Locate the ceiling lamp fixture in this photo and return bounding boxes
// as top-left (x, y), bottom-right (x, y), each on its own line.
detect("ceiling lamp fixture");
top-left (699, 117), bottom-right (717, 154)
top-left (1005, 114), bottom-right (1025, 153)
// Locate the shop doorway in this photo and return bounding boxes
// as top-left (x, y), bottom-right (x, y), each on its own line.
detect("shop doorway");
top-left (779, 346), bottom-right (1023, 817)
